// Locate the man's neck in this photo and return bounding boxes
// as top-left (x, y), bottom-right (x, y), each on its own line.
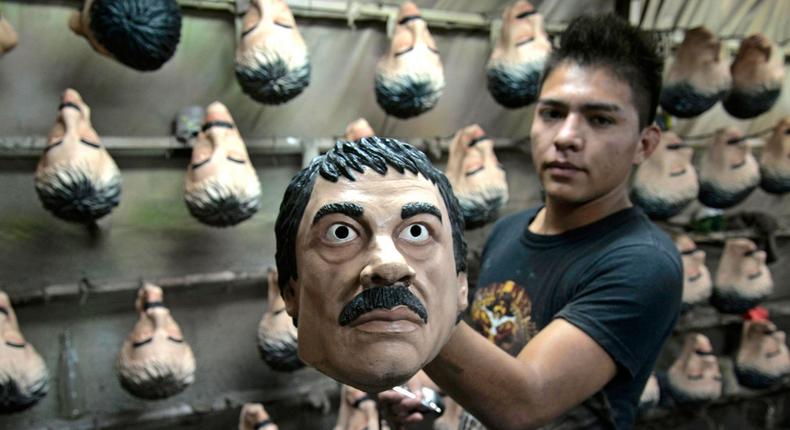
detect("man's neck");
top-left (529, 184), bottom-right (632, 235)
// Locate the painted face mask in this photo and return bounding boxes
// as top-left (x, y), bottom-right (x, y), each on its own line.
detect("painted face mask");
top-left (239, 403), bottom-right (278, 430)
top-left (486, 1), bottom-right (551, 108)
top-left (722, 34), bottom-right (785, 119)
top-left (257, 269), bottom-right (303, 372)
top-left (660, 27), bottom-right (731, 118)
top-left (68, 0), bottom-right (182, 71)
top-left (674, 235), bottom-right (712, 309)
top-left (638, 372), bottom-right (660, 413)
top-left (117, 283), bottom-right (196, 400)
top-left (0, 14), bottom-right (18, 56)
top-left (184, 102), bottom-right (261, 227)
top-left (445, 125), bottom-right (508, 229)
top-left (375, 2), bottom-right (444, 119)
top-left (344, 118), bottom-right (376, 141)
top-left (631, 131), bottom-right (698, 220)
top-left (735, 319), bottom-right (790, 389)
top-left (334, 384), bottom-right (381, 430)
top-left (35, 88), bottom-right (121, 224)
top-left (760, 117), bottom-right (790, 194)
top-left (275, 137), bottom-right (468, 393)
top-left (0, 291), bottom-right (49, 414)
top-left (235, 0), bottom-right (310, 105)
top-left (711, 238), bottom-right (773, 314)
top-left (667, 333), bottom-right (722, 404)
top-left (698, 128), bottom-right (760, 209)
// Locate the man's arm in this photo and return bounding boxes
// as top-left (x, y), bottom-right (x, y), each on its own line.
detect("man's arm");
top-left (423, 319), bottom-right (615, 430)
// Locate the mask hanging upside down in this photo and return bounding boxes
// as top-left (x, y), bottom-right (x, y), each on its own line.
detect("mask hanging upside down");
top-left (667, 333), bottom-right (722, 404)
top-left (722, 34), bottom-right (785, 119)
top-left (760, 117), bottom-right (790, 194)
top-left (0, 291), bottom-right (49, 414)
top-left (631, 131), bottom-right (698, 220)
top-left (0, 13), bottom-right (18, 56)
top-left (735, 319), bottom-right (790, 389)
top-left (35, 88), bottom-right (122, 225)
top-left (674, 235), bottom-right (712, 310)
top-left (257, 268), bottom-right (304, 372)
top-left (660, 27), bottom-right (731, 118)
top-left (697, 127), bottom-right (760, 209)
top-left (711, 238), bottom-right (773, 314)
top-left (117, 283), bottom-right (196, 400)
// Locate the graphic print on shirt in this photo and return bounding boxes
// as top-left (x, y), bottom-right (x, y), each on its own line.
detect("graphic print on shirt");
top-left (470, 281), bottom-right (537, 356)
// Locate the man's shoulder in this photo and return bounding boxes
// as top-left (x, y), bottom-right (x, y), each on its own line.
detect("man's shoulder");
top-left (487, 207), bottom-right (540, 238)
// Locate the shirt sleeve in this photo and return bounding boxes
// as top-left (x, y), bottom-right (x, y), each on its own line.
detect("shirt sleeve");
top-left (554, 244), bottom-right (682, 379)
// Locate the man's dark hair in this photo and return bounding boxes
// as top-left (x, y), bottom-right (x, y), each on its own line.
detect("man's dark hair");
top-left (486, 62), bottom-right (543, 108)
top-left (89, 0), bottom-right (182, 71)
top-left (275, 137), bottom-right (467, 292)
top-left (540, 14), bottom-right (663, 128)
top-left (374, 74), bottom-right (443, 119)
top-left (235, 55), bottom-right (311, 105)
top-left (35, 166), bottom-right (122, 224)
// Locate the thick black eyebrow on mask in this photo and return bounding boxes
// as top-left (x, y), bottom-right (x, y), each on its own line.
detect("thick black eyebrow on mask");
top-left (398, 15), bottom-right (423, 25)
top-left (241, 24), bottom-right (258, 38)
top-left (58, 102), bottom-right (81, 112)
top-left (80, 139), bottom-right (101, 149)
top-left (5, 341), bottom-right (26, 348)
top-left (44, 140), bottom-right (64, 152)
top-left (680, 248), bottom-right (698, 256)
top-left (401, 202), bottom-right (442, 223)
top-left (516, 10), bottom-right (538, 19)
top-left (465, 167), bottom-right (485, 177)
top-left (515, 37), bottom-right (534, 47)
top-left (132, 337), bottom-right (154, 348)
top-left (201, 121), bottom-right (235, 132)
top-left (313, 202), bottom-right (364, 225)
top-left (469, 135), bottom-right (490, 147)
top-left (191, 158), bottom-right (211, 170)
top-left (0, 307), bottom-right (8, 316)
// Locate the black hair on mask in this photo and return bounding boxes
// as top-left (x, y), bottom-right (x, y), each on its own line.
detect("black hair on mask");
top-left (35, 167), bottom-right (121, 224)
top-left (486, 62), bottom-right (543, 108)
top-left (0, 376), bottom-right (49, 414)
top-left (235, 56), bottom-right (311, 105)
top-left (374, 74), bottom-right (443, 119)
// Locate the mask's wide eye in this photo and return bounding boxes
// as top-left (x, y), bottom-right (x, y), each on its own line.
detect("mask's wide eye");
top-left (326, 223), bottom-right (358, 244)
top-left (400, 224), bottom-right (430, 243)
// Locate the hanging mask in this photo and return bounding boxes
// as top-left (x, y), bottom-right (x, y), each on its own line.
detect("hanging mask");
top-left (711, 238), bottom-right (773, 314)
top-left (257, 269), bottom-right (303, 372)
top-left (735, 319), bottom-right (790, 389)
top-left (674, 235), bottom-right (712, 309)
top-left (667, 333), bottom-right (722, 404)
top-left (0, 14), bottom-right (18, 56)
top-left (722, 34), bottom-right (785, 119)
top-left (759, 117), bottom-right (790, 194)
top-left (698, 127), bottom-right (759, 208)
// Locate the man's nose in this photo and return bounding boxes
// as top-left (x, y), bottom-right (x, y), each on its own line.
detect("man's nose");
top-left (359, 235), bottom-right (416, 288)
top-left (553, 114), bottom-right (583, 152)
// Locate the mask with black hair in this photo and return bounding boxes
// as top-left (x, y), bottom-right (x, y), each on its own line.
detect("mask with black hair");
top-left (257, 269), bottom-right (303, 372)
top-left (698, 128), bottom-right (760, 209)
top-left (445, 125), bottom-right (508, 229)
top-left (35, 88), bottom-right (121, 224)
top-left (760, 117), bottom-right (790, 194)
top-left (235, 0), bottom-right (310, 105)
top-left (660, 27), bottom-right (731, 118)
top-left (69, 0), bottom-right (181, 71)
top-left (0, 291), bottom-right (49, 414)
top-left (374, 2), bottom-right (444, 119)
top-left (0, 13), bottom-right (18, 55)
top-left (666, 333), bottom-right (722, 404)
top-left (722, 34), bottom-right (785, 119)
top-left (735, 319), bottom-right (790, 389)
top-left (711, 238), bottom-right (773, 314)
top-left (486, 1), bottom-right (551, 108)
top-left (184, 102), bottom-right (261, 227)
top-left (674, 235), bottom-right (712, 310)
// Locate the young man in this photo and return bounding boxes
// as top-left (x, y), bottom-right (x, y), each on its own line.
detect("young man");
top-left (381, 14), bottom-right (682, 430)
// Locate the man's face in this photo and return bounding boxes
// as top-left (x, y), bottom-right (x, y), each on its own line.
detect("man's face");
top-left (377, 2), bottom-right (442, 80)
top-left (668, 333), bottom-right (722, 402)
top-left (737, 320), bottom-right (790, 384)
top-left (675, 235), bottom-right (712, 306)
top-left (285, 168), bottom-right (467, 392)
top-left (531, 62), bottom-right (655, 206)
top-left (236, 0), bottom-right (306, 67)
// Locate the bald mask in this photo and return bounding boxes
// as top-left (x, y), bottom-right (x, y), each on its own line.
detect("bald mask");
top-left (711, 238), bottom-right (773, 314)
top-left (344, 118), bottom-right (376, 141)
top-left (660, 27), bottom-right (730, 118)
top-left (184, 102), bottom-right (261, 227)
top-left (723, 34), bottom-right (785, 119)
top-left (487, 1), bottom-right (551, 108)
top-left (638, 372), bottom-right (660, 412)
top-left (667, 333), bottom-right (722, 404)
top-left (631, 131), bottom-right (698, 219)
top-left (334, 384), bottom-right (380, 430)
top-left (275, 137), bottom-right (468, 393)
top-left (68, 0), bottom-right (182, 71)
top-left (698, 128), bottom-right (760, 209)
top-left (674, 235), bottom-right (712, 309)
top-left (35, 88), bottom-right (121, 224)
top-left (117, 283), bottom-right (195, 400)
top-left (445, 125), bottom-right (508, 229)
top-left (735, 320), bottom-right (790, 389)
top-left (257, 269), bottom-right (303, 372)
top-left (0, 292), bottom-right (49, 414)
top-left (760, 117), bottom-right (790, 194)
top-left (0, 14), bottom-right (18, 56)
top-left (375, 2), bottom-right (444, 119)
top-left (235, 0), bottom-right (310, 105)
top-left (239, 403), bottom-right (278, 430)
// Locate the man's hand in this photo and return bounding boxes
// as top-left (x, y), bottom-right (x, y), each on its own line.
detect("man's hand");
top-left (378, 371), bottom-right (434, 429)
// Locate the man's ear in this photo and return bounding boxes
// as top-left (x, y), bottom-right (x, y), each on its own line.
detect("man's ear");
top-left (633, 124), bottom-right (661, 165)
top-left (456, 272), bottom-right (469, 313)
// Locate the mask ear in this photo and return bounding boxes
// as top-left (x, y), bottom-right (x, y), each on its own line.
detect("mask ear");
top-left (456, 272), bottom-right (469, 313)
top-left (283, 278), bottom-right (300, 323)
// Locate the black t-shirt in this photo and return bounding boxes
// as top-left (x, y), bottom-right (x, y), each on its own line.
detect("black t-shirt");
top-left (472, 206), bottom-right (682, 429)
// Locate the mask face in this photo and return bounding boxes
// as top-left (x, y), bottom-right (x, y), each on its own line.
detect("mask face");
top-left (735, 320), bottom-right (790, 389)
top-left (660, 27), bottom-right (731, 118)
top-left (698, 128), bottom-right (760, 209)
top-left (257, 269), bottom-right (303, 372)
top-left (638, 372), bottom-right (660, 412)
top-left (117, 283), bottom-right (195, 400)
top-left (631, 131), bottom-right (698, 220)
top-left (374, 2), bottom-right (444, 119)
top-left (711, 238), bottom-right (773, 314)
top-left (239, 403), bottom-right (278, 430)
top-left (674, 235), bottom-right (712, 309)
top-left (184, 102), bottom-right (261, 227)
top-left (760, 117), bottom-right (790, 194)
top-left (284, 167), bottom-right (467, 393)
top-left (486, 1), bottom-right (552, 108)
top-left (35, 88), bottom-right (121, 224)
top-left (0, 14), bottom-right (18, 55)
top-left (723, 34), bottom-right (785, 119)
top-left (667, 333), bottom-right (722, 403)
top-left (235, 0), bottom-right (310, 104)
top-left (0, 291), bottom-right (49, 414)
top-left (445, 125), bottom-right (508, 229)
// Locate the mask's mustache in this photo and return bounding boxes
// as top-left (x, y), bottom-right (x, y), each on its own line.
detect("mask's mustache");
top-left (338, 285), bottom-right (428, 326)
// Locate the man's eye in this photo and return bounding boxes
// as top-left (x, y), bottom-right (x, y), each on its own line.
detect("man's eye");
top-left (589, 115), bottom-right (614, 127)
top-left (399, 224), bottom-right (430, 243)
top-left (538, 108), bottom-right (563, 121)
top-left (326, 223), bottom-right (358, 244)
